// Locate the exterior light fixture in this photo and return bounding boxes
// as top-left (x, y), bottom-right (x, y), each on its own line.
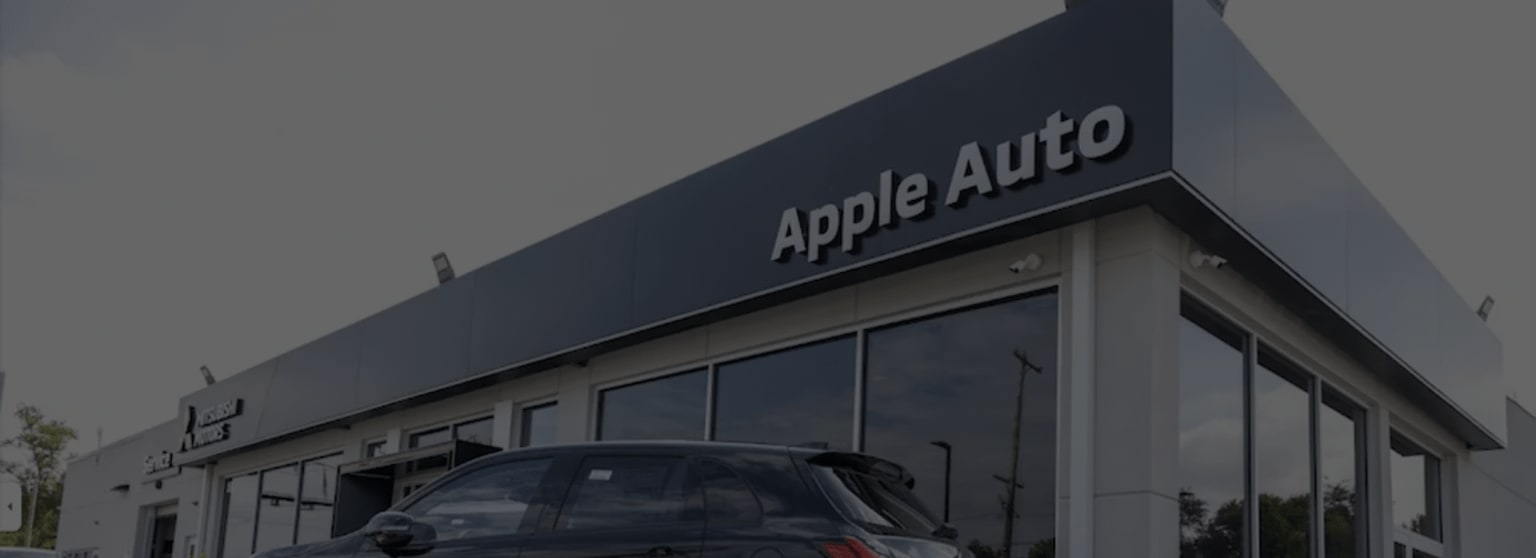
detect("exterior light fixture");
top-left (432, 252), bottom-right (456, 284)
top-left (1008, 253), bottom-right (1044, 274)
top-left (1477, 296), bottom-right (1494, 321)
top-left (199, 365), bottom-right (217, 386)
top-left (1189, 250), bottom-right (1228, 269)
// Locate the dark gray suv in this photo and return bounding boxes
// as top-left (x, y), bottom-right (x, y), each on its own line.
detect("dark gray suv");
top-left (256, 440), bottom-right (968, 558)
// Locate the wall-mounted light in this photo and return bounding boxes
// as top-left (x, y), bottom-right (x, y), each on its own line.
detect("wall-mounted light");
top-left (199, 365), bottom-right (217, 386)
top-left (1190, 250), bottom-right (1228, 269)
top-left (432, 252), bottom-right (456, 284)
top-left (1477, 296), bottom-right (1495, 321)
top-left (1008, 253), bottom-right (1044, 274)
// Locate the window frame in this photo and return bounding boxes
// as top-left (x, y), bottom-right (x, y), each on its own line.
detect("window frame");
top-left (518, 399), bottom-right (559, 448)
top-left (214, 447), bottom-right (345, 557)
top-left (1389, 430), bottom-right (1446, 558)
top-left (1178, 292), bottom-right (1376, 558)
top-left (588, 281), bottom-right (1063, 453)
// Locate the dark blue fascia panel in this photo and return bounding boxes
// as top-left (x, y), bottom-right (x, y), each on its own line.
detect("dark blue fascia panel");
top-left (177, 0), bottom-right (1181, 462)
top-left (1170, 0), bottom-right (1506, 447)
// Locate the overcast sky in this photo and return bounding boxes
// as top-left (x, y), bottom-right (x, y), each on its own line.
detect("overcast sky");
top-left (1, 0), bottom-right (1532, 458)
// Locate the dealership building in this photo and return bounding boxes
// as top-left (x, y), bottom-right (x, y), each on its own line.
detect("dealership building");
top-left (58, 1), bottom-right (1535, 557)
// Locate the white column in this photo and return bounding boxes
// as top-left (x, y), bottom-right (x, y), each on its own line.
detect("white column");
top-left (1065, 220), bottom-right (1097, 558)
top-left (382, 428), bottom-right (403, 453)
top-left (1089, 208), bottom-right (1183, 558)
top-left (491, 400), bottom-right (516, 449)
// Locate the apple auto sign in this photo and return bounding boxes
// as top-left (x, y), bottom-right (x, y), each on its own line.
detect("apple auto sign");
top-left (771, 104), bottom-right (1129, 263)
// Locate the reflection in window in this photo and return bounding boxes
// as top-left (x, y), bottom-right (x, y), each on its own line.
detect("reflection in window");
top-left (296, 453), bottom-right (345, 544)
top-left (403, 458), bottom-right (553, 540)
top-left (1254, 358), bottom-right (1311, 558)
top-left (714, 336), bottom-right (855, 450)
top-left (699, 459), bottom-right (763, 525)
top-left (254, 464), bottom-right (300, 553)
top-left (454, 416), bottom-right (495, 446)
top-left (1320, 391), bottom-right (1364, 558)
top-left (598, 370), bottom-right (708, 441)
top-left (365, 440), bottom-right (387, 458)
top-left (1390, 434), bottom-right (1441, 541)
top-left (863, 291), bottom-right (1058, 558)
top-left (1178, 313), bottom-right (1247, 558)
top-left (219, 473), bottom-right (259, 558)
top-left (520, 403), bottom-right (558, 447)
top-left (408, 426), bottom-right (451, 449)
top-left (557, 456), bottom-right (701, 531)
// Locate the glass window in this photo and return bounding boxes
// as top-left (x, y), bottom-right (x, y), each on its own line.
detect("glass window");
top-left (597, 370), bottom-right (708, 441)
top-left (408, 426), bottom-right (451, 449)
top-left (296, 453), bottom-right (345, 544)
top-left (1178, 311), bottom-right (1247, 558)
top-left (1390, 434), bottom-right (1442, 541)
top-left (556, 455), bottom-right (701, 531)
top-left (365, 440), bottom-right (387, 458)
top-left (254, 464), bottom-right (300, 552)
top-left (1320, 390), bottom-right (1364, 558)
top-left (402, 458), bottom-right (553, 540)
top-left (862, 291), bottom-right (1059, 557)
top-left (454, 416), bottom-right (495, 446)
top-left (713, 336), bottom-right (856, 450)
top-left (219, 473), bottom-right (259, 558)
top-left (699, 459), bottom-right (762, 525)
top-left (810, 463), bottom-right (941, 538)
top-left (520, 403), bottom-right (558, 448)
top-left (1253, 355), bottom-right (1312, 558)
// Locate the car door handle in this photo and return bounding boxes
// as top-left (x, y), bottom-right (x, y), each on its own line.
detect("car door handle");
top-left (648, 546), bottom-right (675, 557)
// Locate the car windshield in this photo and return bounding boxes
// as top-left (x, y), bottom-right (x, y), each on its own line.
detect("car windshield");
top-left (809, 462), bottom-right (942, 537)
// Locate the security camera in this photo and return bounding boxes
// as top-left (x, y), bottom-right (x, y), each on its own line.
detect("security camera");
top-left (1190, 250), bottom-right (1227, 269)
top-left (1008, 253), bottom-right (1044, 274)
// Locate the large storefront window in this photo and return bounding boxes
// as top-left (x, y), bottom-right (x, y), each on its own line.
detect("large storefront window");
top-left (1178, 312), bottom-right (1247, 558)
top-left (1254, 356), bottom-right (1313, 558)
top-left (863, 291), bottom-right (1059, 558)
top-left (597, 369), bottom-right (708, 440)
top-left (1320, 390), bottom-right (1364, 558)
top-left (1177, 296), bottom-right (1370, 558)
top-left (253, 464), bottom-right (299, 553)
top-left (1391, 433), bottom-right (1443, 557)
top-left (297, 454), bottom-right (346, 544)
top-left (218, 452), bottom-right (344, 557)
top-left (219, 473), bottom-right (258, 558)
top-left (713, 335), bottom-right (856, 450)
top-left (520, 402), bottom-right (558, 447)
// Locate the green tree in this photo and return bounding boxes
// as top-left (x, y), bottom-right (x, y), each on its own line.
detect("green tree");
top-left (0, 403), bottom-right (79, 549)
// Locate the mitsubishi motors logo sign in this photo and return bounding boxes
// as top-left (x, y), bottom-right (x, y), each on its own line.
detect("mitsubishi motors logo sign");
top-left (179, 398), bottom-right (242, 452)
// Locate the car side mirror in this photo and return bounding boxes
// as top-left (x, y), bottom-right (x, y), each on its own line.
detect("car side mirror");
top-left (362, 511), bottom-right (436, 557)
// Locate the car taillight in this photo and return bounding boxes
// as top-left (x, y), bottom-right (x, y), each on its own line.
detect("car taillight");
top-left (820, 537), bottom-right (880, 558)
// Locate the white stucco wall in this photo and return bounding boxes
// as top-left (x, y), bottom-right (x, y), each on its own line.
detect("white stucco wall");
top-left (59, 419), bottom-right (202, 558)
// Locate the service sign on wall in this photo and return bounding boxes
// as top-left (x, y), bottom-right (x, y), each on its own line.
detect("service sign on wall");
top-left (179, 398), bottom-right (243, 452)
top-left (143, 450), bottom-right (175, 475)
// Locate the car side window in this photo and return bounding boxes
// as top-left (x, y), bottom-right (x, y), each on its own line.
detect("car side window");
top-left (698, 459), bottom-right (763, 525)
top-left (401, 457), bottom-right (553, 541)
top-left (555, 455), bottom-right (702, 531)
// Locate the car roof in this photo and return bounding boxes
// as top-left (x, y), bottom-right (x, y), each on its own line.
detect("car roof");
top-left (480, 439), bottom-right (829, 460)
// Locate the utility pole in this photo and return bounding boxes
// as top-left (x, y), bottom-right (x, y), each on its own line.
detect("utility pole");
top-left (1002, 349), bottom-right (1043, 558)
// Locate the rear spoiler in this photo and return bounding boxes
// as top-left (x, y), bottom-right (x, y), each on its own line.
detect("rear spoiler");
top-left (804, 451), bottom-right (916, 489)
